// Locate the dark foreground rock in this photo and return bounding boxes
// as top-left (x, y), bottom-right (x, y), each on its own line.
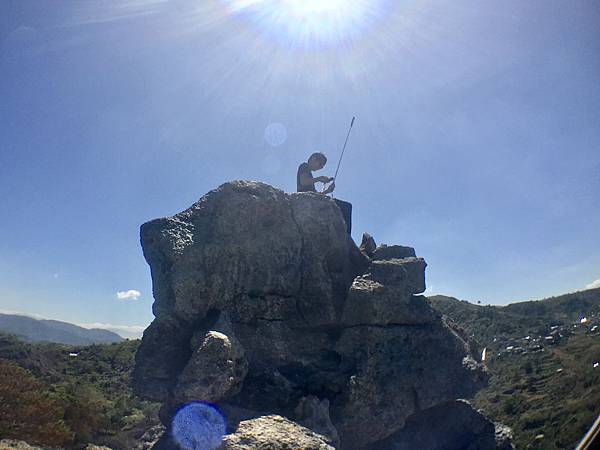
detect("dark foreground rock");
top-left (133, 181), bottom-right (509, 449)
top-left (365, 400), bottom-right (512, 450)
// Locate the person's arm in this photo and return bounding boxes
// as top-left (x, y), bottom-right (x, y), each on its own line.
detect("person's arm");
top-left (300, 173), bottom-right (332, 186)
top-left (323, 181), bottom-right (336, 194)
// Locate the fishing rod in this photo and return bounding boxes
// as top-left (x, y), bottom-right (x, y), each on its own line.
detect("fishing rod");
top-left (333, 116), bottom-right (356, 182)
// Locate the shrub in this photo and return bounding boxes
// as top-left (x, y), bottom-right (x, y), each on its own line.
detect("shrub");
top-left (0, 359), bottom-right (73, 447)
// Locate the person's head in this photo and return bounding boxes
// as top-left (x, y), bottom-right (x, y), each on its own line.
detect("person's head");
top-left (308, 152), bottom-right (327, 170)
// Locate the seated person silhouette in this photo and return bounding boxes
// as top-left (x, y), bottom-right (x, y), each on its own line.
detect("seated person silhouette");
top-left (296, 152), bottom-right (352, 235)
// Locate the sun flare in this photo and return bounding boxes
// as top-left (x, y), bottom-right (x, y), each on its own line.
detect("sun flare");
top-left (225, 0), bottom-right (386, 48)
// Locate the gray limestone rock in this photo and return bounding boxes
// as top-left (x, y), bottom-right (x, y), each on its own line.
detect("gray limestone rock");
top-left (359, 232), bottom-right (377, 257)
top-left (372, 244), bottom-right (416, 260)
top-left (367, 257), bottom-right (427, 295)
top-left (139, 182), bottom-right (367, 327)
top-left (140, 182), bottom-right (303, 322)
top-left (219, 415), bottom-right (334, 450)
top-left (173, 331), bottom-right (248, 404)
top-left (132, 181), bottom-right (505, 450)
top-left (341, 277), bottom-right (436, 326)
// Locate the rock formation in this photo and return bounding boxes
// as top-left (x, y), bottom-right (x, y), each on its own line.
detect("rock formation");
top-left (133, 181), bottom-right (509, 449)
top-left (221, 415), bottom-right (334, 450)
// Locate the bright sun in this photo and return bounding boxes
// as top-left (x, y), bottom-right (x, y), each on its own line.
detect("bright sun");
top-left (225, 0), bottom-right (385, 48)
top-left (282, 0), bottom-right (348, 13)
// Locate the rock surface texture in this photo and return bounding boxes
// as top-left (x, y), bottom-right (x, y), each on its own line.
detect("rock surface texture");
top-left (133, 181), bottom-right (508, 450)
top-left (220, 415), bottom-right (334, 450)
top-left (0, 441), bottom-right (44, 450)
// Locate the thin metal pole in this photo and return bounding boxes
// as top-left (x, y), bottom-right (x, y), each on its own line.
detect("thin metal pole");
top-left (333, 116), bottom-right (356, 181)
top-left (576, 414), bottom-right (600, 450)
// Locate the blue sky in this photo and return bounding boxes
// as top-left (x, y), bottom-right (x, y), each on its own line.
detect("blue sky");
top-left (1, 0), bottom-right (599, 338)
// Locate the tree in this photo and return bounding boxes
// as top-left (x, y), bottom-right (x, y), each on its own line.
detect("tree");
top-left (57, 380), bottom-right (112, 444)
top-left (0, 359), bottom-right (73, 447)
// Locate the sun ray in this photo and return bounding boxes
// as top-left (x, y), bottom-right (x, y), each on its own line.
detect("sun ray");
top-left (223, 0), bottom-right (388, 49)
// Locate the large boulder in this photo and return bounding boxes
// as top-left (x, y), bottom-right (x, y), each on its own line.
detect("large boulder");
top-left (138, 182), bottom-right (367, 326)
top-left (172, 331), bottom-right (248, 404)
top-left (133, 181), bottom-right (502, 449)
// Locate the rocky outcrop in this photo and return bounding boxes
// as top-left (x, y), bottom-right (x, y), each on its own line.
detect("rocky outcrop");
top-left (359, 232), bottom-right (376, 256)
top-left (220, 415), bottom-right (333, 450)
top-left (133, 181), bottom-right (502, 449)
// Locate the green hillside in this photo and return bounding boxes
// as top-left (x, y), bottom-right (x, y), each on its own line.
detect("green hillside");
top-left (429, 289), bottom-right (600, 449)
top-left (0, 333), bottom-right (159, 449)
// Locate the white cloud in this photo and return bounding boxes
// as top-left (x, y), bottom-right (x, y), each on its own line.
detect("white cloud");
top-left (585, 279), bottom-right (600, 290)
top-left (77, 322), bottom-right (148, 339)
top-left (116, 289), bottom-right (141, 301)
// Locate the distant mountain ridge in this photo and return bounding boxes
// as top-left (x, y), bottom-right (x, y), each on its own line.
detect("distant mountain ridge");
top-left (0, 313), bottom-right (123, 345)
top-left (501, 287), bottom-right (600, 319)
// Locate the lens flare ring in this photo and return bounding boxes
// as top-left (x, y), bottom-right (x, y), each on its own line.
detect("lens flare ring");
top-left (171, 402), bottom-right (226, 450)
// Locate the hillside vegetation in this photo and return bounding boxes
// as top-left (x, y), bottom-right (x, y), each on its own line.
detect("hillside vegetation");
top-left (429, 288), bottom-right (600, 449)
top-left (0, 334), bottom-right (159, 449)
